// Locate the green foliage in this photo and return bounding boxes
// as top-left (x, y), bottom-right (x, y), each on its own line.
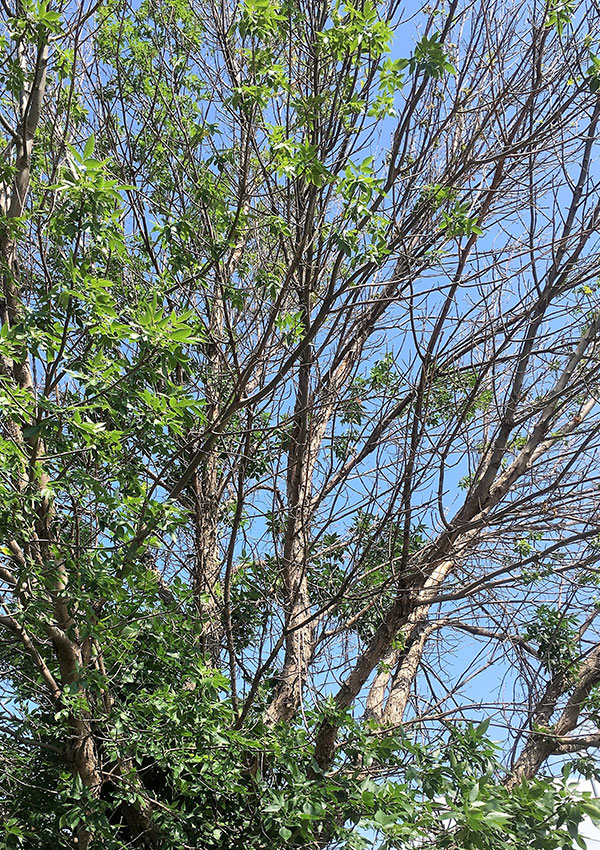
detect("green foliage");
top-left (308, 514), bottom-right (427, 642)
top-left (524, 606), bottom-right (580, 675)
top-left (317, 1), bottom-right (393, 62)
top-left (439, 200), bottom-right (483, 238)
top-left (587, 52), bottom-right (600, 92)
top-left (2, 690), bottom-right (594, 850)
top-left (546, 0), bottom-right (576, 36)
top-left (409, 32), bottom-right (457, 79)
top-left (427, 369), bottom-right (492, 427)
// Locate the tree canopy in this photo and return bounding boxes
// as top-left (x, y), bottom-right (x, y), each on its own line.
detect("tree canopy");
top-left (3, 0), bottom-right (600, 847)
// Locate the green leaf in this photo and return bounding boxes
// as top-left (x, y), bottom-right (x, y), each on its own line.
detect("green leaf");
top-left (83, 134), bottom-right (95, 159)
top-left (580, 798), bottom-right (600, 823)
top-left (22, 422), bottom-right (44, 439)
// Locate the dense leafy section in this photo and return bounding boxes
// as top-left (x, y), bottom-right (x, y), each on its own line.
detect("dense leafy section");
top-left (4, 637), bottom-right (600, 850)
top-left (2, 0), bottom-right (600, 847)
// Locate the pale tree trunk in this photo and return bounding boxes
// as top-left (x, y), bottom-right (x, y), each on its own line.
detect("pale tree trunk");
top-left (382, 619), bottom-right (436, 726)
top-left (365, 652), bottom-right (394, 721)
top-left (193, 460), bottom-right (222, 657)
top-left (68, 718), bottom-right (103, 850)
top-left (364, 619), bottom-right (436, 724)
top-left (193, 293), bottom-right (224, 659)
top-left (266, 339), bottom-right (316, 724)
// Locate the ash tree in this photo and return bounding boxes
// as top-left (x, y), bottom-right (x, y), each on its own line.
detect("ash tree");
top-left (4, 0), bottom-right (600, 847)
